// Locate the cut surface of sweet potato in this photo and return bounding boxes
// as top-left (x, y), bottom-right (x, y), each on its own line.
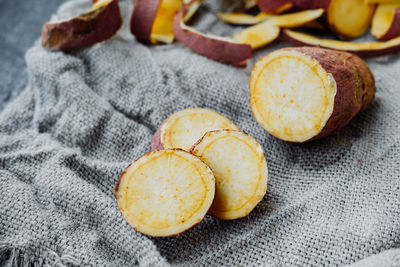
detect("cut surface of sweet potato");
top-left (42, 0), bottom-right (122, 50)
top-left (191, 130), bottom-right (268, 220)
top-left (327, 0), bottom-right (376, 39)
top-left (232, 20), bottom-right (280, 49)
top-left (217, 12), bottom-right (270, 25)
top-left (173, 0), bottom-right (252, 67)
top-left (151, 0), bottom-right (183, 43)
top-left (250, 47), bottom-right (375, 142)
top-left (282, 29), bottom-right (400, 57)
top-left (152, 108), bottom-right (239, 151)
top-left (114, 149), bottom-right (215, 237)
top-left (371, 4), bottom-right (400, 40)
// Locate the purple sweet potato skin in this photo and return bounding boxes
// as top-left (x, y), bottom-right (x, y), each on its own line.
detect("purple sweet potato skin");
top-left (380, 8), bottom-right (400, 41)
top-left (151, 126), bottom-right (164, 151)
top-left (285, 47), bottom-right (375, 141)
top-left (173, 0), bottom-right (252, 67)
top-left (130, 0), bottom-right (162, 43)
top-left (41, 0), bottom-right (122, 50)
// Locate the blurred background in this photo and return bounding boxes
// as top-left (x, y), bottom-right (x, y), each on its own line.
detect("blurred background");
top-left (0, 0), bottom-right (65, 111)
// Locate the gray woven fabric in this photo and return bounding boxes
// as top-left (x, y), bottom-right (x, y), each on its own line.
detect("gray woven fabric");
top-left (1, 0), bottom-right (400, 266)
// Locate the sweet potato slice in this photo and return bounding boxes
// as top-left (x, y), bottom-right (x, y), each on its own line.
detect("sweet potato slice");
top-left (231, 20), bottom-right (280, 49)
top-left (249, 47), bottom-right (375, 142)
top-left (217, 12), bottom-right (270, 25)
top-left (173, 0), bottom-right (252, 67)
top-left (114, 149), bottom-right (215, 237)
top-left (371, 4), bottom-right (400, 41)
top-left (191, 130), bottom-right (268, 220)
top-left (41, 0), bottom-right (122, 50)
top-left (152, 108), bottom-right (239, 151)
top-left (282, 29), bottom-right (400, 57)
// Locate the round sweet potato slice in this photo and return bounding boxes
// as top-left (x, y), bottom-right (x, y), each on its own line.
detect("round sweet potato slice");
top-left (191, 130), bottom-right (268, 220)
top-left (114, 149), bottom-right (215, 237)
top-left (152, 108), bottom-right (239, 151)
top-left (249, 47), bottom-right (375, 142)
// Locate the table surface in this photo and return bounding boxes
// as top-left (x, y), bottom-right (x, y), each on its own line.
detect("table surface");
top-left (0, 0), bottom-right (65, 112)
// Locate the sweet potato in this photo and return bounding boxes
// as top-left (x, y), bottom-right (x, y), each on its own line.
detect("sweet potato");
top-left (173, 0), bottom-right (252, 67)
top-left (152, 108), bottom-right (239, 151)
top-left (114, 149), bottom-right (215, 237)
top-left (249, 47), bottom-right (375, 142)
top-left (42, 0), bottom-right (122, 50)
top-left (191, 130), bottom-right (268, 220)
top-left (256, 0), bottom-right (375, 39)
top-left (371, 4), bottom-right (400, 41)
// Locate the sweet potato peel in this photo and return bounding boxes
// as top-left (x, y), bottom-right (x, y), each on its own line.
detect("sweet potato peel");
top-left (114, 149), bottom-right (215, 237)
top-left (173, 0), bottom-right (252, 67)
top-left (191, 130), bottom-right (268, 220)
top-left (130, 0), bottom-right (161, 43)
top-left (42, 0), bottom-right (122, 50)
top-left (282, 29), bottom-right (400, 57)
top-left (249, 47), bottom-right (375, 142)
top-left (151, 108), bottom-right (239, 151)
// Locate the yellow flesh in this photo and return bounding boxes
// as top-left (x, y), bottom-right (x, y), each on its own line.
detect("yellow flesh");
top-left (151, 0), bottom-right (183, 44)
top-left (327, 0), bottom-right (375, 39)
top-left (250, 50), bottom-right (336, 142)
top-left (371, 4), bottom-right (400, 38)
top-left (192, 130), bottom-right (268, 220)
top-left (367, 0), bottom-right (400, 3)
top-left (232, 20), bottom-right (280, 49)
top-left (268, 9), bottom-right (324, 28)
top-left (115, 150), bottom-right (215, 236)
top-left (217, 12), bottom-right (270, 25)
top-left (161, 108), bottom-right (239, 151)
top-left (284, 29), bottom-right (400, 51)
top-left (92, 0), bottom-right (113, 9)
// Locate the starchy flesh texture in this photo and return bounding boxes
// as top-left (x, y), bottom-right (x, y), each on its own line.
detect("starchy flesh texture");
top-left (152, 108), bottom-right (239, 151)
top-left (191, 130), bottom-right (268, 220)
top-left (249, 47), bottom-right (375, 142)
top-left (114, 149), bottom-right (215, 237)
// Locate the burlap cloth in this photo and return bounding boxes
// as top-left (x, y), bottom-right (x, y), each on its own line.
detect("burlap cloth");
top-left (1, 0), bottom-right (399, 266)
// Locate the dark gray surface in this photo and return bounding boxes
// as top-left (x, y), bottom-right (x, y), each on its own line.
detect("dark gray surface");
top-left (0, 0), bottom-right (65, 111)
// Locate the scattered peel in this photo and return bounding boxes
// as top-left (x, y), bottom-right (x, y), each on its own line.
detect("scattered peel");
top-left (173, 0), bottom-right (252, 67)
top-left (282, 29), bottom-right (400, 57)
top-left (249, 47), bottom-right (375, 142)
top-left (152, 108), bottom-right (239, 151)
top-left (41, 0), bottom-right (122, 50)
top-left (232, 20), bottom-right (280, 50)
top-left (371, 4), bottom-right (400, 41)
top-left (268, 9), bottom-right (324, 28)
top-left (217, 12), bottom-right (270, 25)
top-left (191, 130), bottom-right (268, 220)
top-left (114, 149), bottom-right (215, 237)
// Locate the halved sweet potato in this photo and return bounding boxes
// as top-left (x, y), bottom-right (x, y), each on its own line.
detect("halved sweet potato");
top-left (249, 47), bottom-right (375, 142)
top-left (114, 149), bottom-right (215, 237)
top-left (42, 0), bottom-right (122, 50)
top-left (282, 29), bottom-right (400, 57)
top-left (152, 108), bottom-right (239, 151)
top-left (173, 0), bottom-right (252, 67)
top-left (371, 4), bottom-right (400, 41)
top-left (191, 130), bottom-right (268, 220)
top-left (256, 0), bottom-right (375, 40)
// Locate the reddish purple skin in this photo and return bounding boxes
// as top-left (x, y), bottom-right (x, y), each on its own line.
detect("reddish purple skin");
top-left (151, 126), bottom-right (164, 151)
top-left (380, 8), bottom-right (400, 41)
top-left (281, 30), bottom-right (400, 58)
top-left (130, 0), bottom-right (162, 43)
top-left (281, 47), bottom-right (374, 141)
top-left (173, 0), bottom-right (252, 68)
top-left (41, 0), bottom-right (122, 50)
